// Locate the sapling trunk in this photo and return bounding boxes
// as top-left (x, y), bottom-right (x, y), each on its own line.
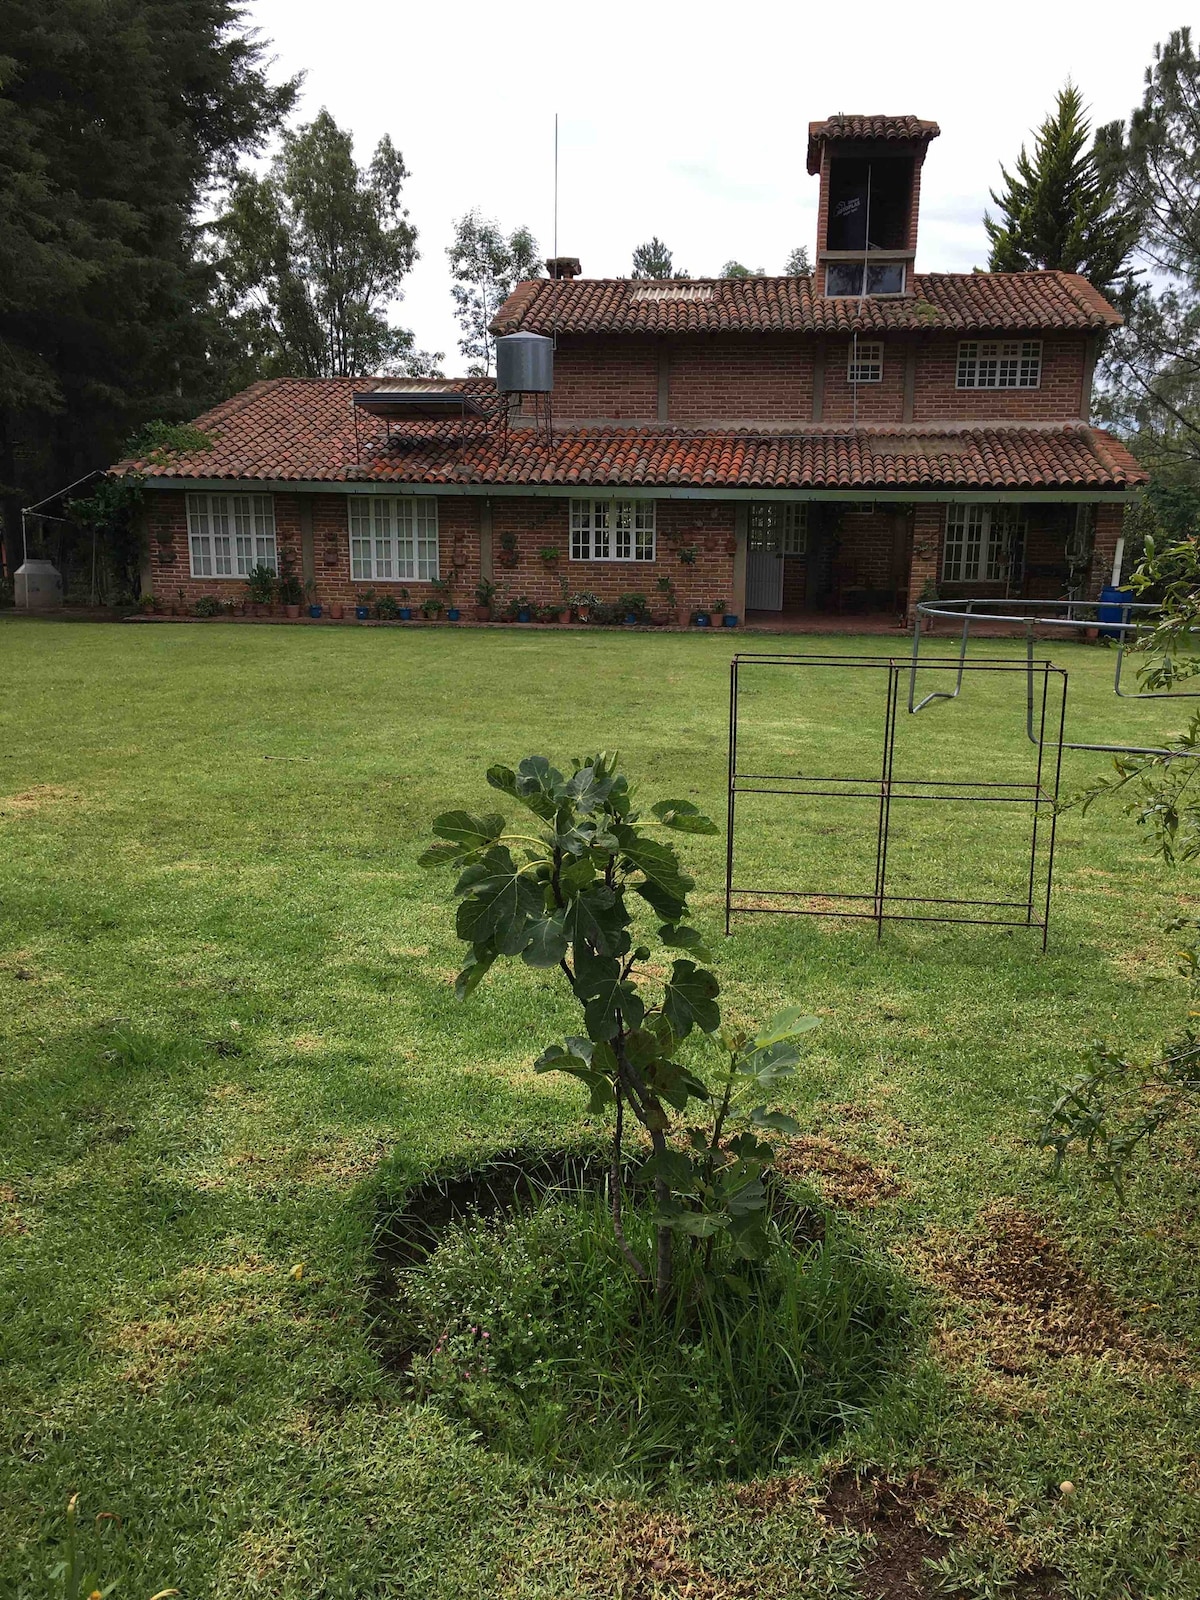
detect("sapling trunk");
top-left (610, 1088), bottom-right (649, 1283)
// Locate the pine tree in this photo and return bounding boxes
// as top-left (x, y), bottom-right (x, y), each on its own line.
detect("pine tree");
top-left (1095, 29), bottom-right (1200, 481)
top-left (0, 0), bottom-right (298, 573)
top-left (630, 238), bottom-right (686, 279)
top-left (984, 83), bottom-right (1139, 291)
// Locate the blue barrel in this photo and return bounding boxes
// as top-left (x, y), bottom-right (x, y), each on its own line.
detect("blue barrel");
top-left (1097, 585), bottom-right (1135, 638)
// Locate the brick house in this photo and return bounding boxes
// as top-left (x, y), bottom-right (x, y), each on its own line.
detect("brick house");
top-left (128, 114), bottom-right (1145, 623)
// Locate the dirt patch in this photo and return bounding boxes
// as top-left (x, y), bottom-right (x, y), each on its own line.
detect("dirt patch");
top-left (0, 783), bottom-right (80, 816)
top-left (775, 1135), bottom-right (904, 1209)
top-left (594, 1509), bottom-right (755, 1600)
top-left (820, 1467), bottom-right (1060, 1599)
top-left (822, 1467), bottom-right (948, 1600)
top-left (915, 1205), bottom-right (1158, 1373)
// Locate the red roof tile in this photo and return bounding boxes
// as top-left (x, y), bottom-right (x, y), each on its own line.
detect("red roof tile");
top-left (490, 272), bottom-right (1121, 336)
top-left (120, 378), bottom-right (1145, 493)
top-left (806, 114), bottom-right (940, 172)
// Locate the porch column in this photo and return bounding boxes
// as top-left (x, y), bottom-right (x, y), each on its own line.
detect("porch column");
top-left (1090, 502), bottom-right (1124, 596)
top-left (906, 502), bottom-right (942, 623)
top-left (732, 505), bottom-right (748, 619)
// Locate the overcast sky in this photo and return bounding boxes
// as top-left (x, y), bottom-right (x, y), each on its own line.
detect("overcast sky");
top-left (247, 0), bottom-right (1185, 371)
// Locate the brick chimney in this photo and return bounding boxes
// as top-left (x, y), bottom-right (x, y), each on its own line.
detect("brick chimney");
top-left (545, 256), bottom-right (582, 280)
top-left (806, 116), bottom-right (940, 298)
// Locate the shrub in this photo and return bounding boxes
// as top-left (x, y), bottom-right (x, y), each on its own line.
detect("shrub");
top-left (194, 595), bottom-right (222, 617)
top-left (419, 753), bottom-right (818, 1306)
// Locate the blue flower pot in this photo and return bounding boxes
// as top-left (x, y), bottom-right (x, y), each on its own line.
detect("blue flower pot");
top-left (625, 613), bottom-right (639, 626)
top-left (694, 614), bottom-right (711, 627)
top-left (398, 607), bottom-right (413, 620)
top-left (722, 613), bottom-right (738, 627)
top-left (308, 605), bottom-right (322, 619)
top-left (355, 606), bottom-right (370, 621)
top-left (518, 609), bottom-right (532, 623)
top-left (447, 607), bottom-right (461, 621)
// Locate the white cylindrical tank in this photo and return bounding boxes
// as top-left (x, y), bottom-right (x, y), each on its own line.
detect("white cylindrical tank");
top-left (495, 333), bottom-right (554, 394)
top-left (15, 559), bottom-right (64, 610)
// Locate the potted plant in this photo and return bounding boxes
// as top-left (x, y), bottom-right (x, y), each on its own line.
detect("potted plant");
top-left (355, 589), bottom-right (375, 621)
top-left (393, 586), bottom-right (412, 621)
top-left (678, 544), bottom-right (699, 566)
top-left (556, 575), bottom-right (573, 624)
top-left (537, 602), bottom-right (561, 623)
top-left (174, 586), bottom-right (186, 616)
top-left (918, 578), bottom-right (939, 635)
top-left (421, 593), bottom-right (444, 620)
top-left (432, 577), bottom-right (459, 620)
top-left (276, 553), bottom-right (304, 619)
top-left (194, 594), bottom-right (221, 617)
top-left (329, 601), bottom-right (345, 620)
top-left (246, 563), bottom-right (276, 617)
top-left (512, 593), bottom-right (533, 623)
top-left (572, 590), bottom-right (599, 623)
top-left (376, 593), bottom-right (400, 621)
top-left (692, 607), bottom-right (712, 627)
top-left (497, 531), bottom-right (519, 568)
top-left (539, 545), bottom-right (560, 568)
top-left (619, 592), bottom-right (648, 626)
top-left (305, 579), bottom-right (322, 620)
top-left (474, 578), bottom-right (496, 622)
top-left (712, 598), bottom-right (738, 627)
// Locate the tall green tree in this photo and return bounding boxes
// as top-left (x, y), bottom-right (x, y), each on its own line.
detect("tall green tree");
top-left (0, 0), bottom-right (297, 571)
top-left (630, 237), bottom-right (686, 280)
top-left (721, 261), bottom-right (764, 279)
top-left (211, 109), bottom-right (439, 381)
top-left (447, 211), bottom-right (541, 376)
top-left (1095, 29), bottom-right (1200, 480)
top-left (984, 83), bottom-right (1139, 291)
top-left (783, 245), bottom-right (812, 276)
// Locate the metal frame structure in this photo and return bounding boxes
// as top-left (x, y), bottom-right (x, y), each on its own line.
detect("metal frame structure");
top-left (725, 651), bottom-right (1066, 947)
top-left (912, 597), bottom-right (1200, 756)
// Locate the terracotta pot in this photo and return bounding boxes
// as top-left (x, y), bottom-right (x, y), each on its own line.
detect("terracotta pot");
top-left (558, 608), bottom-right (572, 624)
top-left (285, 603), bottom-right (301, 620)
top-left (474, 604), bottom-right (492, 622)
top-left (330, 604), bottom-right (344, 619)
top-left (252, 604), bottom-right (266, 618)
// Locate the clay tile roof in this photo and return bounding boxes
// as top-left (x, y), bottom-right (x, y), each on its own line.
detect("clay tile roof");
top-left (490, 272), bottom-right (1122, 336)
top-left (806, 114), bottom-right (940, 172)
top-left (114, 377), bottom-right (1145, 493)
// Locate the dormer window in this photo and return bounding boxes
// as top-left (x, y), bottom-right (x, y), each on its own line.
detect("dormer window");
top-left (957, 340), bottom-right (1042, 389)
top-left (848, 341), bottom-right (884, 383)
top-left (825, 261), bottom-right (906, 297)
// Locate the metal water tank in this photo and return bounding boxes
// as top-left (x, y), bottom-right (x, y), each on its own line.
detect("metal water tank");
top-left (496, 333), bottom-right (553, 394)
top-left (15, 559), bottom-right (63, 610)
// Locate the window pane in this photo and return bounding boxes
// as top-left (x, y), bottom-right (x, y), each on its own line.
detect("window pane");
top-left (865, 263), bottom-right (904, 294)
top-left (613, 502), bottom-right (633, 561)
top-left (634, 502), bottom-right (655, 560)
top-left (570, 501), bottom-right (590, 560)
top-left (593, 502), bottom-right (611, 560)
top-left (414, 498), bottom-right (438, 580)
top-left (349, 498), bottom-right (372, 580)
top-left (825, 262), bottom-right (864, 296)
top-left (190, 534), bottom-right (211, 576)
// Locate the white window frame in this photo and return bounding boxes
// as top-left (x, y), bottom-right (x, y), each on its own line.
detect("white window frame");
top-left (749, 504), bottom-right (808, 556)
top-left (186, 493), bottom-right (277, 578)
top-left (956, 340), bottom-right (1042, 390)
top-left (847, 340), bottom-right (883, 384)
top-left (942, 504), bottom-right (1027, 583)
top-left (569, 499), bottom-right (656, 562)
top-left (347, 497), bottom-right (439, 582)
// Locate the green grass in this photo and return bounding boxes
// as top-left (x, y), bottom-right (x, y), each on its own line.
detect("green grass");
top-left (1, 618), bottom-right (1197, 1599)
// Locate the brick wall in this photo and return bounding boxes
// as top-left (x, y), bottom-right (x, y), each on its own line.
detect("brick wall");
top-left (536, 329), bottom-right (1092, 429)
top-left (490, 497), bottom-right (736, 616)
top-left (145, 489), bottom-right (736, 618)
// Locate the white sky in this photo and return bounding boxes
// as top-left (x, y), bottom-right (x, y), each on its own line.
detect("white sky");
top-left (247, 0), bottom-right (1181, 371)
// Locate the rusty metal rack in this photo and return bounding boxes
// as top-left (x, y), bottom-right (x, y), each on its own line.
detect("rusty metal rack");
top-left (724, 652), bottom-right (1067, 948)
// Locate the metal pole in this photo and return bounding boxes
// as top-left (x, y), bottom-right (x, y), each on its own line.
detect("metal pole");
top-left (725, 656), bottom-right (738, 935)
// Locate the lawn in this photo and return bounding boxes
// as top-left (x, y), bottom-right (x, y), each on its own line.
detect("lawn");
top-left (1, 618), bottom-right (1197, 1599)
